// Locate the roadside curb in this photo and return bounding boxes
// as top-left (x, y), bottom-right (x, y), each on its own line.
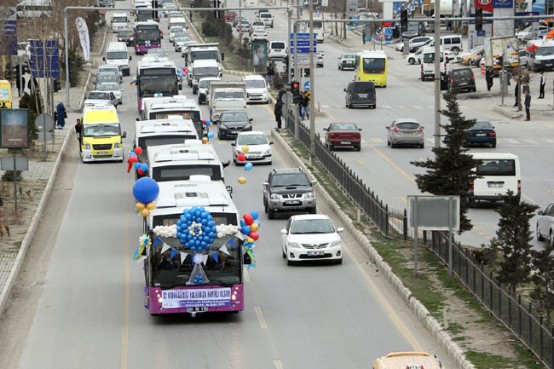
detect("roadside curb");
top-left (271, 130), bottom-right (475, 369)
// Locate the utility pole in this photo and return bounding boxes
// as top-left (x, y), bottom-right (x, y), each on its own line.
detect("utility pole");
top-left (308, 0), bottom-right (315, 156)
top-left (433, 0), bottom-right (441, 150)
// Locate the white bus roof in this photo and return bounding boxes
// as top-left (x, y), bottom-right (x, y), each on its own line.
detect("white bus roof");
top-left (138, 58), bottom-right (176, 70)
top-left (143, 96), bottom-right (200, 111)
top-left (148, 142), bottom-right (220, 165)
top-left (471, 152), bottom-right (518, 160)
top-left (135, 118), bottom-right (197, 136)
top-left (155, 176), bottom-right (233, 208)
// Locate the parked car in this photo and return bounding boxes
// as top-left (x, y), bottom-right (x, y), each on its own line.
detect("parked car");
top-left (460, 46), bottom-right (484, 65)
top-left (465, 120), bottom-right (496, 148)
top-left (216, 110), bottom-right (253, 140)
top-left (263, 167), bottom-right (317, 219)
top-left (323, 122), bottom-right (362, 151)
top-left (386, 119), bottom-right (424, 148)
top-left (446, 66), bottom-right (477, 93)
top-left (395, 36), bottom-right (432, 52)
top-left (536, 202), bottom-right (554, 245)
top-left (338, 53), bottom-right (357, 70)
top-left (231, 131), bottom-right (273, 165)
top-left (97, 82), bottom-right (123, 105)
top-left (281, 214), bottom-right (343, 265)
top-left (344, 81), bottom-right (376, 109)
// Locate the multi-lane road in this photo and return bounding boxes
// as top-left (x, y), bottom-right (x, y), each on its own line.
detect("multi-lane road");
top-left (0, 2), bottom-right (465, 369)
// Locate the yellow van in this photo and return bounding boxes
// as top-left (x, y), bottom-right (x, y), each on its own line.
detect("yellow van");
top-left (81, 105), bottom-right (126, 162)
top-left (372, 352), bottom-right (443, 369)
top-left (0, 80), bottom-right (13, 108)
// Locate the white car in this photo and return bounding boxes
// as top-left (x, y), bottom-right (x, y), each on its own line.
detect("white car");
top-left (231, 131), bottom-right (273, 165)
top-left (174, 36), bottom-right (193, 52)
top-left (243, 74), bottom-right (269, 104)
top-left (97, 82), bottom-right (123, 104)
top-left (316, 52), bottom-right (324, 67)
top-left (169, 26), bottom-right (186, 42)
top-left (84, 90), bottom-right (118, 108)
top-left (281, 214), bottom-right (344, 265)
top-left (405, 49), bottom-right (423, 65)
top-left (98, 64), bottom-right (122, 82)
top-left (250, 28), bottom-right (269, 42)
top-left (536, 202), bottom-right (554, 245)
top-left (269, 40), bottom-right (287, 59)
top-left (249, 21), bottom-right (265, 34)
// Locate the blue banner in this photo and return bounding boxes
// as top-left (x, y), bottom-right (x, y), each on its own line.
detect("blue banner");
top-left (493, 0), bottom-right (513, 8)
top-left (3, 7), bottom-right (17, 56)
top-left (29, 40), bottom-right (60, 79)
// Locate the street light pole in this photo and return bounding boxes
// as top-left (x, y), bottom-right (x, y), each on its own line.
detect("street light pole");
top-left (308, 0), bottom-right (315, 157)
top-left (434, 0), bottom-right (441, 150)
top-left (64, 9), bottom-right (70, 107)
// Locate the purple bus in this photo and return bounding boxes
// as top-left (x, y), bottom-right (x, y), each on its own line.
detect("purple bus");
top-left (133, 21), bottom-right (161, 55)
top-left (136, 58), bottom-right (181, 111)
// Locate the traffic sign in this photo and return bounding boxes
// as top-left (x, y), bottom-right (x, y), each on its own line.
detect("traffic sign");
top-left (290, 46), bottom-right (317, 54)
top-left (304, 81), bottom-right (310, 91)
top-left (289, 33), bottom-right (318, 54)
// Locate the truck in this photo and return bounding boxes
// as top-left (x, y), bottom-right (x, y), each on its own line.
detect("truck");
top-left (208, 82), bottom-right (247, 122)
top-left (484, 36), bottom-right (520, 75)
top-left (184, 43), bottom-right (224, 87)
top-left (526, 39), bottom-right (554, 72)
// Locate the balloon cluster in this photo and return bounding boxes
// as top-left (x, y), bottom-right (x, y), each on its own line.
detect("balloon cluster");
top-left (133, 177), bottom-right (160, 217)
top-left (176, 207), bottom-right (217, 252)
top-left (153, 224), bottom-right (177, 238)
top-left (236, 145), bottom-right (254, 185)
top-left (200, 120), bottom-right (215, 142)
top-left (240, 211), bottom-right (261, 268)
top-left (127, 147), bottom-right (149, 176)
top-left (133, 234), bottom-right (152, 261)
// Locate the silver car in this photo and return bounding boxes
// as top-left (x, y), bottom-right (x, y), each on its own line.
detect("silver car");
top-left (536, 203), bottom-right (554, 245)
top-left (97, 82), bottom-right (123, 104)
top-left (386, 119), bottom-right (425, 148)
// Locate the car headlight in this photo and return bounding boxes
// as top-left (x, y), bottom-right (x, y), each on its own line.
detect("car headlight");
top-left (84, 143), bottom-right (91, 150)
top-left (114, 142), bottom-right (121, 149)
top-left (270, 193), bottom-right (280, 200)
top-left (262, 148), bottom-right (272, 156)
top-left (329, 240), bottom-right (341, 248)
top-left (287, 241), bottom-right (301, 249)
top-left (244, 123), bottom-right (252, 130)
top-left (304, 192), bottom-right (315, 199)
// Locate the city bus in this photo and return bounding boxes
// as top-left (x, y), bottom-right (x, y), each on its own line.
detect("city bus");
top-left (141, 95), bottom-right (204, 137)
top-left (136, 57), bottom-right (181, 111)
top-left (134, 117), bottom-right (198, 158)
top-left (144, 176), bottom-right (249, 315)
top-left (354, 50), bottom-right (388, 87)
top-left (133, 20), bottom-right (162, 55)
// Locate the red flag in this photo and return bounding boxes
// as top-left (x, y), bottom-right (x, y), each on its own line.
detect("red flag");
top-left (475, 0), bottom-right (493, 13)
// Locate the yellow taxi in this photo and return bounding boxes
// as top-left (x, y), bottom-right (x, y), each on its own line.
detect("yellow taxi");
top-left (372, 352), bottom-right (443, 369)
top-left (81, 104), bottom-right (126, 162)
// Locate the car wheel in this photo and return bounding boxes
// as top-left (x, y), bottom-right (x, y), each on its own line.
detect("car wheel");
top-left (550, 231), bottom-right (554, 247)
top-left (409, 58), bottom-right (415, 65)
top-left (287, 258), bottom-right (294, 266)
top-left (268, 207), bottom-right (276, 219)
top-left (537, 224), bottom-right (544, 241)
top-left (387, 139), bottom-right (391, 147)
top-left (282, 247), bottom-right (286, 259)
top-left (356, 145), bottom-right (361, 152)
top-left (468, 196), bottom-right (476, 208)
top-left (338, 65), bottom-right (341, 70)
top-left (308, 207), bottom-right (316, 214)
top-left (391, 142), bottom-right (396, 148)
top-left (420, 143), bottom-right (424, 148)
top-left (263, 199), bottom-right (268, 213)
top-left (492, 142), bottom-right (496, 148)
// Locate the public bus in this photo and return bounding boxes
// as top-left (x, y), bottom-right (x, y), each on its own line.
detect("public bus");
top-left (144, 176), bottom-right (249, 315)
top-left (136, 57), bottom-right (180, 111)
top-left (354, 50), bottom-right (388, 87)
top-left (141, 95), bottom-right (204, 137)
top-left (133, 20), bottom-right (162, 55)
top-left (134, 117), bottom-right (198, 158)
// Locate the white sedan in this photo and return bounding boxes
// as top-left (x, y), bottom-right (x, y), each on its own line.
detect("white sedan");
top-left (281, 214), bottom-right (343, 265)
top-left (536, 202), bottom-right (554, 245)
top-left (96, 82), bottom-right (123, 104)
top-left (405, 49), bottom-right (423, 65)
top-left (250, 28), bottom-right (269, 42)
top-left (231, 131), bottom-right (272, 165)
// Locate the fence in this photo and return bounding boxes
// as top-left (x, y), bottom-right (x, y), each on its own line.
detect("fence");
top-left (284, 112), bottom-right (554, 368)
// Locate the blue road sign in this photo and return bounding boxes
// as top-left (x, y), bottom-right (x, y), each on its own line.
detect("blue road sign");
top-left (290, 47), bottom-right (317, 53)
top-left (304, 81), bottom-right (310, 91)
top-left (29, 40), bottom-right (60, 79)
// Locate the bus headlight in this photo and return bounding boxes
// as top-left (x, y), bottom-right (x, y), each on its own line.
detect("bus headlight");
top-left (114, 142), bottom-right (122, 149)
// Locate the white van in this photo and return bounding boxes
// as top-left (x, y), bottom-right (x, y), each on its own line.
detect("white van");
top-left (104, 42), bottom-right (132, 76)
top-left (111, 13), bottom-right (130, 33)
top-left (268, 40), bottom-right (287, 59)
top-left (420, 47), bottom-right (447, 81)
top-left (527, 39), bottom-right (554, 72)
top-left (470, 153), bottom-right (521, 206)
top-left (242, 74), bottom-right (269, 104)
top-left (169, 16), bottom-right (187, 30)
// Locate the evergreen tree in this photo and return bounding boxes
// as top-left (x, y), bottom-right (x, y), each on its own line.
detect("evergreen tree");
top-left (530, 243), bottom-right (554, 322)
top-left (494, 191), bottom-right (538, 291)
top-left (411, 92), bottom-right (480, 233)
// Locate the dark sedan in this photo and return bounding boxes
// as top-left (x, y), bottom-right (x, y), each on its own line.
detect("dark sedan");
top-left (465, 120), bottom-right (496, 148)
top-left (216, 110), bottom-right (253, 140)
top-left (323, 122), bottom-right (362, 151)
top-left (116, 29), bottom-right (134, 46)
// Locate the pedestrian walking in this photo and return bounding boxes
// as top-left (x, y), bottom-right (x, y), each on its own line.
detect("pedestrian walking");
top-left (75, 118), bottom-right (83, 152)
top-left (362, 28), bottom-right (366, 44)
top-left (267, 62), bottom-right (275, 84)
top-left (278, 86), bottom-right (286, 103)
top-left (300, 91), bottom-right (309, 120)
top-left (524, 90), bottom-right (531, 121)
top-left (538, 71), bottom-right (546, 99)
top-left (56, 101), bottom-right (67, 129)
top-left (274, 99), bottom-right (283, 129)
top-left (485, 68), bottom-right (494, 92)
top-left (514, 83), bottom-right (520, 107)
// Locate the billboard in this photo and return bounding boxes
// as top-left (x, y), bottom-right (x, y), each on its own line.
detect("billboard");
top-left (251, 41), bottom-right (267, 68)
top-left (1, 109), bottom-right (29, 149)
top-left (29, 39), bottom-right (60, 79)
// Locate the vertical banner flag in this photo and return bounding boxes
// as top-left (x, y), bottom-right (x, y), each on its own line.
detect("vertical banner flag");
top-left (75, 17), bottom-right (90, 62)
top-left (4, 7), bottom-right (17, 56)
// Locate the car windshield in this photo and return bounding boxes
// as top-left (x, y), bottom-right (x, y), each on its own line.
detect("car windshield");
top-left (236, 134), bottom-right (268, 145)
top-left (290, 219), bottom-right (335, 234)
top-left (88, 91), bottom-right (110, 100)
top-left (271, 173), bottom-right (309, 187)
top-left (536, 46), bottom-right (554, 56)
top-left (221, 112), bottom-right (248, 122)
top-left (118, 30), bottom-right (132, 36)
top-left (472, 121), bottom-right (493, 130)
top-left (352, 83), bottom-right (372, 93)
top-left (97, 74), bottom-right (118, 84)
top-left (175, 36), bottom-right (191, 43)
top-left (97, 83), bottom-right (119, 92)
top-left (245, 80), bottom-right (266, 88)
top-left (396, 122), bottom-right (420, 130)
top-left (272, 42), bottom-right (285, 49)
top-left (83, 124), bottom-right (120, 137)
top-left (198, 79), bottom-right (217, 88)
top-left (331, 123), bottom-right (357, 131)
top-left (170, 26), bottom-right (184, 33)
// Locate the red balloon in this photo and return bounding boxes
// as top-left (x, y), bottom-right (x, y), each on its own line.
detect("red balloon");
top-left (128, 155), bottom-right (139, 163)
top-left (237, 153), bottom-right (246, 162)
top-left (134, 147), bottom-right (143, 155)
top-left (250, 232), bottom-right (259, 241)
top-left (243, 213), bottom-right (254, 225)
top-left (137, 168), bottom-right (145, 175)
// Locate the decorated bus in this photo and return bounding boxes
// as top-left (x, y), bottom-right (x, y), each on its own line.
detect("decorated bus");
top-left (131, 176), bottom-right (258, 316)
top-left (133, 20), bottom-right (162, 55)
top-left (135, 57), bottom-right (181, 111)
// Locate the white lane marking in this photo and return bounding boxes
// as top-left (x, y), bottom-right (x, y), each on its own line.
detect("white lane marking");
top-left (501, 138), bottom-right (519, 144)
top-left (273, 360), bottom-right (284, 369)
top-left (255, 306), bottom-right (269, 329)
top-left (243, 267), bottom-right (251, 282)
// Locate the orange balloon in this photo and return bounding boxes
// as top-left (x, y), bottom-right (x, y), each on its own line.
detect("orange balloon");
top-left (202, 137), bottom-right (209, 144)
top-left (141, 208), bottom-right (150, 217)
top-left (237, 177), bottom-right (247, 184)
top-left (135, 202), bottom-right (145, 210)
top-left (146, 202), bottom-right (156, 210)
top-left (241, 145), bottom-right (249, 154)
top-left (250, 223), bottom-right (259, 232)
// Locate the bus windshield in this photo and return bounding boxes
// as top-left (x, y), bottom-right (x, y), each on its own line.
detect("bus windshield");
top-left (135, 26), bottom-right (160, 44)
top-left (138, 76), bottom-right (178, 97)
top-left (152, 164), bottom-right (223, 182)
top-left (137, 135), bottom-right (197, 150)
top-left (83, 124), bottom-right (121, 137)
top-left (149, 111), bottom-right (201, 122)
top-left (150, 233), bottom-right (242, 288)
top-left (362, 58), bottom-right (386, 74)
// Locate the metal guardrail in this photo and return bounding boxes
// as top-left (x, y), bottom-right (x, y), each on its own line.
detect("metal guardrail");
top-left (285, 112), bottom-right (554, 368)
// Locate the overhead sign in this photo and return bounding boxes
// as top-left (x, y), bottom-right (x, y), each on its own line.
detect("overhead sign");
top-left (29, 40), bottom-right (60, 79)
top-left (290, 33), bottom-right (317, 53)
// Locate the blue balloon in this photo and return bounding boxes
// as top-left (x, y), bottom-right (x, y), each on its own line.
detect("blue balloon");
top-left (132, 177), bottom-right (160, 204)
top-left (205, 120), bottom-right (211, 126)
top-left (241, 226), bottom-right (251, 235)
top-left (140, 163), bottom-right (149, 172)
top-left (240, 219), bottom-right (246, 227)
top-left (134, 162), bottom-right (141, 170)
top-left (244, 162), bottom-right (253, 171)
top-left (251, 211), bottom-right (259, 220)
top-left (129, 152), bottom-right (137, 157)
top-left (207, 132), bottom-right (215, 138)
